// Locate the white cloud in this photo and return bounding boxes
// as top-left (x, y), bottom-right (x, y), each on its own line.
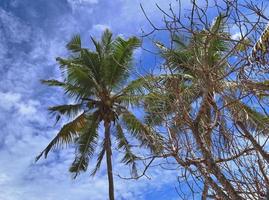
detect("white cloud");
top-left (89, 24), bottom-right (111, 37)
top-left (0, 92), bottom-right (21, 110)
top-left (0, 9), bottom-right (31, 43)
top-left (231, 32), bottom-right (242, 40)
top-left (0, 92), bottom-right (41, 121)
top-left (67, 0), bottom-right (99, 10)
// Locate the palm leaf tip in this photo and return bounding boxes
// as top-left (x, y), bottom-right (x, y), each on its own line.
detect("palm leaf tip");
top-left (40, 79), bottom-right (65, 87)
top-left (116, 123), bottom-right (138, 163)
top-left (155, 41), bottom-right (168, 52)
top-left (48, 104), bottom-right (83, 119)
top-left (35, 113), bottom-right (87, 162)
top-left (69, 117), bottom-right (99, 178)
top-left (66, 35), bottom-right (81, 52)
top-left (122, 112), bottom-right (163, 153)
top-left (91, 141), bottom-right (106, 176)
top-left (101, 29), bottom-right (113, 48)
top-left (210, 13), bottom-right (227, 33)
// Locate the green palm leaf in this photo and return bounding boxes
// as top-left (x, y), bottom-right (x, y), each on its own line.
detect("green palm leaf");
top-left (69, 115), bottom-right (99, 178)
top-left (36, 113), bottom-right (87, 161)
top-left (42, 79), bottom-right (94, 100)
top-left (101, 29), bottom-right (113, 54)
top-left (91, 140), bottom-right (106, 176)
top-left (39, 30), bottom-right (149, 197)
top-left (116, 123), bottom-right (138, 177)
top-left (121, 111), bottom-right (163, 153)
top-left (48, 104), bottom-right (83, 123)
top-left (226, 97), bottom-right (269, 134)
top-left (105, 37), bottom-right (141, 87)
top-left (66, 35), bottom-right (81, 53)
top-left (41, 79), bottom-right (66, 87)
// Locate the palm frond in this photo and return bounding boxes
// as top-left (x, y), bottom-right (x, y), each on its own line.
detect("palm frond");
top-left (43, 78), bottom-right (95, 100)
top-left (101, 29), bottom-right (113, 54)
top-left (65, 64), bottom-right (102, 94)
top-left (144, 92), bottom-right (171, 126)
top-left (66, 35), bottom-right (81, 53)
top-left (36, 113), bottom-right (87, 161)
top-left (69, 115), bottom-right (99, 178)
top-left (105, 36), bottom-right (140, 87)
top-left (41, 79), bottom-right (66, 87)
top-left (116, 123), bottom-right (138, 177)
top-left (117, 75), bottom-right (157, 106)
top-left (120, 73), bottom-right (193, 98)
top-left (48, 104), bottom-right (83, 121)
top-left (121, 111), bottom-right (163, 153)
top-left (91, 140), bottom-right (106, 176)
top-left (226, 97), bottom-right (269, 134)
top-left (210, 13), bottom-right (227, 34)
top-left (91, 36), bottom-right (103, 58)
top-left (172, 34), bottom-right (188, 49)
top-left (251, 23), bottom-right (269, 64)
top-left (80, 50), bottom-right (101, 83)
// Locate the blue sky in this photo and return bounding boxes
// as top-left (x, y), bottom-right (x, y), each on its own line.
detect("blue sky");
top-left (0, 0), bottom-right (191, 199)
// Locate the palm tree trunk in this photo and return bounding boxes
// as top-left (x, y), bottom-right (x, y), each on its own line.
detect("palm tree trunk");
top-left (104, 121), bottom-right (115, 200)
top-left (201, 181), bottom-right (209, 200)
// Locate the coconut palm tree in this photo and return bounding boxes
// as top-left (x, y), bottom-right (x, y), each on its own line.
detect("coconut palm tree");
top-left (36, 29), bottom-right (162, 200)
top-left (145, 13), bottom-right (231, 147)
top-left (142, 14), bottom-right (269, 199)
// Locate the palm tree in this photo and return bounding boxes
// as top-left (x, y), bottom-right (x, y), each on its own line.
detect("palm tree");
top-left (36, 29), bottom-right (162, 200)
top-left (251, 22), bottom-right (269, 64)
top-left (145, 13), bottom-right (231, 148)
top-left (142, 14), bottom-right (269, 199)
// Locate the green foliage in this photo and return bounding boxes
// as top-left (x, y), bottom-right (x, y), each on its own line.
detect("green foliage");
top-left (39, 29), bottom-right (158, 184)
top-left (69, 116), bottom-right (99, 178)
top-left (227, 97), bottom-right (269, 134)
top-left (48, 104), bottom-right (83, 122)
top-left (145, 13), bottom-right (233, 146)
top-left (66, 35), bottom-right (81, 53)
top-left (91, 140), bottom-right (106, 176)
top-left (122, 111), bottom-right (163, 154)
top-left (36, 113), bottom-right (87, 161)
top-left (116, 123), bottom-right (138, 177)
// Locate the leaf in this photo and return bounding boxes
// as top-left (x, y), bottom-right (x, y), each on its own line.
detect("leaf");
top-left (235, 38), bottom-right (251, 51)
top-left (115, 123), bottom-right (138, 177)
top-left (251, 23), bottom-right (269, 63)
top-left (105, 36), bottom-right (141, 87)
top-left (91, 140), bottom-right (106, 176)
top-left (41, 79), bottom-right (66, 87)
top-left (66, 35), bottom-right (81, 52)
top-left (69, 115), bottom-right (99, 178)
top-left (91, 36), bottom-right (103, 58)
top-left (118, 75), bottom-right (157, 106)
top-left (80, 49), bottom-right (101, 83)
top-left (119, 73), bottom-right (193, 99)
top-left (172, 34), bottom-right (188, 49)
top-left (210, 13), bottom-right (227, 34)
top-left (226, 97), bottom-right (269, 134)
top-left (122, 111), bottom-right (163, 153)
top-left (101, 29), bottom-right (113, 53)
top-left (48, 104), bottom-right (83, 119)
top-left (36, 113), bottom-right (87, 161)
top-left (41, 79), bottom-right (94, 100)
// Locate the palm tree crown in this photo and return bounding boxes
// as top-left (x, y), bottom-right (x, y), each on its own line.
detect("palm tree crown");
top-left (37, 29), bottom-right (162, 200)
top-left (142, 13), bottom-right (269, 199)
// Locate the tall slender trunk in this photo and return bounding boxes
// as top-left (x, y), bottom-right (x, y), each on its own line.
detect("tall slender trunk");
top-left (104, 121), bottom-right (115, 200)
top-left (202, 93), bottom-right (212, 200)
top-left (202, 181), bottom-right (209, 200)
top-left (192, 124), bottom-right (242, 200)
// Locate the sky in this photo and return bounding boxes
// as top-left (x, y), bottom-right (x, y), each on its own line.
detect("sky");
top-left (0, 0), bottom-right (189, 200)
